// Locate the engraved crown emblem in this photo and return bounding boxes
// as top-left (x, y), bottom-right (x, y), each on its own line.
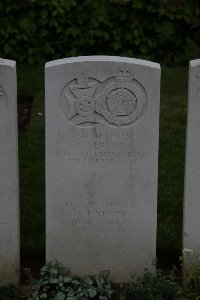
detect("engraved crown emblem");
top-left (70, 77), bottom-right (96, 92)
top-left (115, 71), bottom-right (133, 82)
top-left (76, 77), bottom-right (89, 87)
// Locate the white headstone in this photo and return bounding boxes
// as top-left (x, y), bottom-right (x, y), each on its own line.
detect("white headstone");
top-left (0, 59), bottom-right (19, 285)
top-left (183, 59), bottom-right (200, 268)
top-left (45, 56), bottom-right (160, 282)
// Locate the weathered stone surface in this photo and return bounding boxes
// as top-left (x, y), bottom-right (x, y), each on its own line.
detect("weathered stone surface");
top-left (0, 59), bottom-right (19, 285)
top-left (45, 56), bottom-right (160, 282)
top-left (183, 59), bottom-right (200, 268)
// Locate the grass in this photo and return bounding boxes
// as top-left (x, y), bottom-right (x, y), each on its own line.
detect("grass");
top-left (18, 64), bottom-right (45, 256)
top-left (157, 66), bottom-right (188, 267)
top-left (17, 63), bottom-right (188, 268)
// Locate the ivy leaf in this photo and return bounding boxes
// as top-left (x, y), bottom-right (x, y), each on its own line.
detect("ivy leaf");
top-left (100, 270), bottom-right (110, 281)
top-left (63, 277), bottom-right (72, 283)
top-left (54, 293), bottom-right (65, 300)
top-left (87, 288), bottom-right (97, 298)
top-left (49, 278), bottom-right (59, 284)
top-left (85, 277), bottom-right (93, 285)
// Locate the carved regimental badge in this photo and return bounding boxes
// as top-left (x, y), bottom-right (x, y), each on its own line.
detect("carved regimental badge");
top-left (0, 87), bottom-right (8, 123)
top-left (59, 71), bottom-right (147, 127)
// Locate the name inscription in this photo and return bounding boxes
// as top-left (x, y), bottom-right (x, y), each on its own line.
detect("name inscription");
top-left (71, 209), bottom-right (128, 233)
top-left (72, 219), bottom-right (127, 233)
top-left (54, 129), bottom-right (145, 165)
top-left (66, 199), bottom-right (134, 233)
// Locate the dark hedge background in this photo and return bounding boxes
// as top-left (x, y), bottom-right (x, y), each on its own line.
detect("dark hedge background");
top-left (0, 0), bottom-right (199, 64)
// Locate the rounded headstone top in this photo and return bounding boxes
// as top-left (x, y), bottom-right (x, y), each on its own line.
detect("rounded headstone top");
top-left (45, 56), bottom-right (160, 70)
top-left (0, 58), bottom-right (16, 68)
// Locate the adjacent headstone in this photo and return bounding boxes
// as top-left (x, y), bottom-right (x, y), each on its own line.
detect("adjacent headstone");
top-left (45, 56), bottom-right (160, 282)
top-left (183, 59), bottom-right (200, 268)
top-left (0, 59), bottom-right (19, 285)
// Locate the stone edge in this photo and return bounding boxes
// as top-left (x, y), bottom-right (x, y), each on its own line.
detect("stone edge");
top-left (45, 56), bottom-right (160, 70)
top-left (0, 58), bottom-right (16, 68)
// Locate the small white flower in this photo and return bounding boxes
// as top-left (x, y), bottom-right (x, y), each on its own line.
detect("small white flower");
top-left (37, 112), bottom-right (43, 116)
top-left (183, 248), bottom-right (193, 256)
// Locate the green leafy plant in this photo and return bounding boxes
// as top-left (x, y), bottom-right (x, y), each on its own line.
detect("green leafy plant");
top-left (29, 260), bottom-right (113, 300)
top-left (119, 268), bottom-right (182, 300)
top-left (178, 248), bottom-right (200, 299)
